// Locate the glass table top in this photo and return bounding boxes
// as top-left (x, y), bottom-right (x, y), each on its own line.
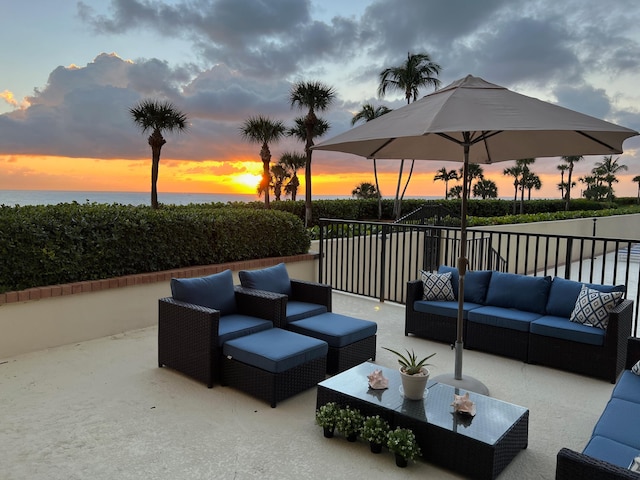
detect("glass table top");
top-left (318, 362), bottom-right (528, 446)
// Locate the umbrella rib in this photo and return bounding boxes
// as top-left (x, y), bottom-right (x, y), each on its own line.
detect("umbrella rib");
top-left (369, 138), bottom-right (396, 158)
top-left (576, 131), bottom-right (621, 153)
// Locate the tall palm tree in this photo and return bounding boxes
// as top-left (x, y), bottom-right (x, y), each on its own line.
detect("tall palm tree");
top-left (352, 182), bottom-right (379, 199)
top-left (594, 155), bottom-right (627, 202)
top-left (458, 163), bottom-right (484, 196)
top-left (634, 175), bottom-right (640, 205)
top-left (560, 155), bottom-right (583, 210)
top-left (472, 178), bottom-right (499, 199)
top-left (289, 81), bottom-right (336, 226)
top-left (503, 164), bottom-right (523, 214)
top-left (378, 52), bottom-right (442, 219)
top-left (515, 158), bottom-right (536, 213)
top-left (240, 115), bottom-right (286, 207)
top-left (523, 173), bottom-right (542, 200)
top-left (269, 164), bottom-right (290, 201)
top-left (129, 99), bottom-right (188, 209)
top-left (448, 185), bottom-right (463, 199)
top-left (433, 167), bottom-right (459, 198)
top-left (278, 152), bottom-right (306, 201)
top-left (557, 164), bottom-right (568, 200)
top-left (352, 103), bottom-right (392, 218)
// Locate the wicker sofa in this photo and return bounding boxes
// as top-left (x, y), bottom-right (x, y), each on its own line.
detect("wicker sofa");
top-left (406, 266), bottom-right (633, 382)
top-left (556, 337), bottom-right (640, 480)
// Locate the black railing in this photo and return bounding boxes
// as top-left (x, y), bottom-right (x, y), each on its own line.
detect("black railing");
top-left (318, 219), bottom-right (640, 336)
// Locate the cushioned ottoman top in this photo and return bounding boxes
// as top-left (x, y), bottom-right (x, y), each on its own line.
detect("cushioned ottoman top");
top-left (223, 328), bottom-right (328, 374)
top-left (287, 312), bottom-right (377, 348)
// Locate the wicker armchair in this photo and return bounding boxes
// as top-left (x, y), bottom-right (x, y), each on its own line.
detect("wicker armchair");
top-left (158, 286), bottom-right (285, 388)
top-left (556, 337), bottom-right (640, 480)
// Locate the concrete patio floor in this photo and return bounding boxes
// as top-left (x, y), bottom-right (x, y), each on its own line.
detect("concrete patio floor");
top-left (1, 292), bottom-right (616, 480)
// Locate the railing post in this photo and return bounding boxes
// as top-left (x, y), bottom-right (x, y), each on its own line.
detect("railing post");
top-left (564, 237), bottom-right (573, 279)
top-left (379, 224), bottom-right (388, 302)
top-left (318, 219), bottom-right (325, 284)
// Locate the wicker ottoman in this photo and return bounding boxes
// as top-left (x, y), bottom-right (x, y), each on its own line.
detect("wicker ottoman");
top-left (287, 312), bottom-right (377, 374)
top-left (222, 328), bottom-right (328, 407)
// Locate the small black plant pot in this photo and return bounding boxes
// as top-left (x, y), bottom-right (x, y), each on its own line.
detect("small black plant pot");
top-left (370, 442), bottom-right (383, 454)
top-left (395, 454), bottom-right (408, 468)
top-left (323, 426), bottom-right (335, 438)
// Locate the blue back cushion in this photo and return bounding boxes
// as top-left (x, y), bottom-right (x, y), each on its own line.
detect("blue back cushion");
top-left (484, 272), bottom-right (551, 314)
top-left (170, 269), bottom-right (237, 315)
top-left (546, 276), bottom-right (626, 318)
top-left (238, 263), bottom-right (292, 296)
top-left (437, 265), bottom-right (492, 304)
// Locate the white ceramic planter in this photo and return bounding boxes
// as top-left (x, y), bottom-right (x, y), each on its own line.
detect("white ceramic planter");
top-left (399, 367), bottom-right (429, 400)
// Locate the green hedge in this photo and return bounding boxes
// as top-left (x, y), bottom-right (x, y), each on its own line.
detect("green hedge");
top-left (0, 203), bottom-right (310, 293)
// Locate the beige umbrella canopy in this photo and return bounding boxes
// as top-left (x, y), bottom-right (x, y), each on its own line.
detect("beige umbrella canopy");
top-left (314, 74), bottom-right (638, 394)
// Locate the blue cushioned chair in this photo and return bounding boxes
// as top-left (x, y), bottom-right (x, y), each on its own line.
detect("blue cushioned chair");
top-left (158, 269), bottom-right (284, 388)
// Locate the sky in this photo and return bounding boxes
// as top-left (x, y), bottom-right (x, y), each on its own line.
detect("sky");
top-left (2, 0), bottom-right (640, 199)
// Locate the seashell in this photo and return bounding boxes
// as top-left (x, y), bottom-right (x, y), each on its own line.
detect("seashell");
top-left (451, 392), bottom-right (476, 416)
top-left (367, 369), bottom-right (389, 390)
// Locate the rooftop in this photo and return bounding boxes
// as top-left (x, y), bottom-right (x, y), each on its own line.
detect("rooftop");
top-left (1, 292), bottom-right (614, 480)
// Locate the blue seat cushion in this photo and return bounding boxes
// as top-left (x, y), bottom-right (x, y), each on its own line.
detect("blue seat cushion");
top-left (468, 306), bottom-right (541, 332)
top-left (413, 300), bottom-right (482, 319)
top-left (287, 312), bottom-right (377, 348)
top-left (223, 328), bottom-right (328, 373)
top-left (530, 315), bottom-right (605, 346)
top-left (286, 300), bottom-right (327, 322)
top-left (593, 398), bottom-right (640, 450)
top-left (583, 435), bottom-right (640, 469)
top-left (238, 263), bottom-right (292, 296)
top-left (437, 266), bottom-right (492, 304)
top-left (217, 314), bottom-right (273, 346)
top-left (546, 277), bottom-right (626, 318)
top-left (612, 370), bottom-right (640, 403)
top-left (484, 272), bottom-right (551, 314)
top-left (170, 269), bottom-right (237, 315)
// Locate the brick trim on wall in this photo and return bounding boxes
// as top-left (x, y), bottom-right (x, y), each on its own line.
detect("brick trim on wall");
top-left (0, 253), bottom-right (318, 305)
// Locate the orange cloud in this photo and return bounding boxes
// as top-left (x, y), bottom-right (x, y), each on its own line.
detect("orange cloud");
top-left (0, 90), bottom-right (30, 110)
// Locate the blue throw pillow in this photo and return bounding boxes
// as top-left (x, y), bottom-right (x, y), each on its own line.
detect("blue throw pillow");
top-left (170, 269), bottom-right (237, 315)
top-left (238, 263), bottom-right (292, 296)
top-left (484, 271), bottom-right (551, 314)
top-left (437, 265), bottom-right (492, 304)
top-left (546, 276), bottom-right (626, 318)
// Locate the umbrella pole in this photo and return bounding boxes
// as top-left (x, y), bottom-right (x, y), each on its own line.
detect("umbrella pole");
top-left (432, 134), bottom-right (489, 396)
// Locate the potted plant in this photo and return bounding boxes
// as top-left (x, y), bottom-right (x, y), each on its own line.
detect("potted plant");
top-left (383, 347), bottom-right (435, 400)
top-left (315, 402), bottom-right (340, 438)
top-left (386, 427), bottom-right (421, 467)
top-left (335, 406), bottom-right (364, 442)
top-left (361, 415), bottom-right (390, 453)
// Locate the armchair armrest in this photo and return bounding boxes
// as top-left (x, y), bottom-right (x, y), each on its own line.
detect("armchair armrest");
top-left (406, 280), bottom-right (424, 310)
top-left (556, 448), bottom-right (640, 480)
top-left (290, 279), bottom-right (332, 311)
top-left (234, 286), bottom-right (287, 325)
top-left (627, 336), bottom-right (640, 370)
top-left (158, 297), bottom-right (221, 387)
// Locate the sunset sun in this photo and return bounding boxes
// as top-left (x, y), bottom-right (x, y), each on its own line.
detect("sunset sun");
top-left (233, 173), bottom-right (263, 193)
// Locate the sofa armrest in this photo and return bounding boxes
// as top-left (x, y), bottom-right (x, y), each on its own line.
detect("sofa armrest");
top-left (556, 448), bottom-right (640, 480)
top-left (290, 279), bottom-right (332, 311)
top-left (406, 280), bottom-right (424, 310)
top-left (627, 336), bottom-right (640, 370)
top-left (158, 297), bottom-right (222, 387)
top-left (234, 286), bottom-right (287, 326)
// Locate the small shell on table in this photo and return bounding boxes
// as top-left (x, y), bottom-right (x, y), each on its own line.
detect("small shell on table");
top-left (451, 392), bottom-right (476, 416)
top-left (367, 369), bottom-right (389, 390)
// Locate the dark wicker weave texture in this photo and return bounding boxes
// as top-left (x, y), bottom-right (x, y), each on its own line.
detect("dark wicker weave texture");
top-left (327, 335), bottom-right (377, 374)
top-left (405, 280), bottom-right (462, 344)
top-left (158, 287), bottom-right (286, 388)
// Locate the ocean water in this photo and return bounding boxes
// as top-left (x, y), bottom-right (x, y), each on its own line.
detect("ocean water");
top-left (0, 190), bottom-right (358, 207)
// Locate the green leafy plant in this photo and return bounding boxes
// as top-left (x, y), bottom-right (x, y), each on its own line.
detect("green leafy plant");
top-left (315, 402), bottom-right (340, 429)
top-left (361, 415), bottom-right (390, 445)
top-left (386, 427), bottom-right (421, 461)
top-left (335, 406), bottom-right (365, 438)
top-left (383, 347), bottom-right (436, 375)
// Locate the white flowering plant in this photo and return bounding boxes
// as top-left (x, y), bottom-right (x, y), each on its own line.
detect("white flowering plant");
top-left (386, 427), bottom-right (421, 461)
top-left (335, 406), bottom-right (365, 437)
top-left (315, 402), bottom-right (340, 429)
top-left (361, 415), bottom-right (390, 444)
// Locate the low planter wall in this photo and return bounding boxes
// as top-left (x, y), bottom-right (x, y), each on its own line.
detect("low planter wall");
top-left (0, 254), bottom-right (319, 359)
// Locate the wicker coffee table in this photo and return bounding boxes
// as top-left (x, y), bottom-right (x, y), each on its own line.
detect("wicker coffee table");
top-left (316, 362), bottom-right (528, 479)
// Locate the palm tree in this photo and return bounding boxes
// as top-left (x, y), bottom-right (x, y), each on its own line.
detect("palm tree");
top-left (448, 185), bottom-right (463, 199)
top-left (560, 155), bottom-right (583, 210)
top-left (270, 164), bottom-right (290, 201)
top-left (129, 99), bottom-right (188, 209)
top-left (278, 152), bottom-right (306, 201)
top-left (289, 81), bottom-right (336, 226)
top-left (458, 163), bottom-right (484, 196)
top-left (503, 164), bottom-right (523, 214)
top-left (240, 115), bottom-right (286, 208)
top-left (515, 158), bottom-right (536, 213)
top-left (352, 182), bottom-right (379, 199)
top-left (472, 178), bottom-right (498, 199)
top-left (594, 155), bottom-right (627, 202)
top-left (352, 103), bottom-right (392, 218)
top-left (378, 52), bottom-right (442, 219)
top-left (433, 167), bottom-right (459, 198)
top-left (557, 164), bottom-right (568, 200)
top-left (523, 173), bottom-right (542, 200)
top-left (634, 175), bottom-right (640, 205)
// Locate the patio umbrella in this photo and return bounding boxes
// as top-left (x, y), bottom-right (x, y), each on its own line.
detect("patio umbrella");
top-left (314, 74), bottom-right (638, 394)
